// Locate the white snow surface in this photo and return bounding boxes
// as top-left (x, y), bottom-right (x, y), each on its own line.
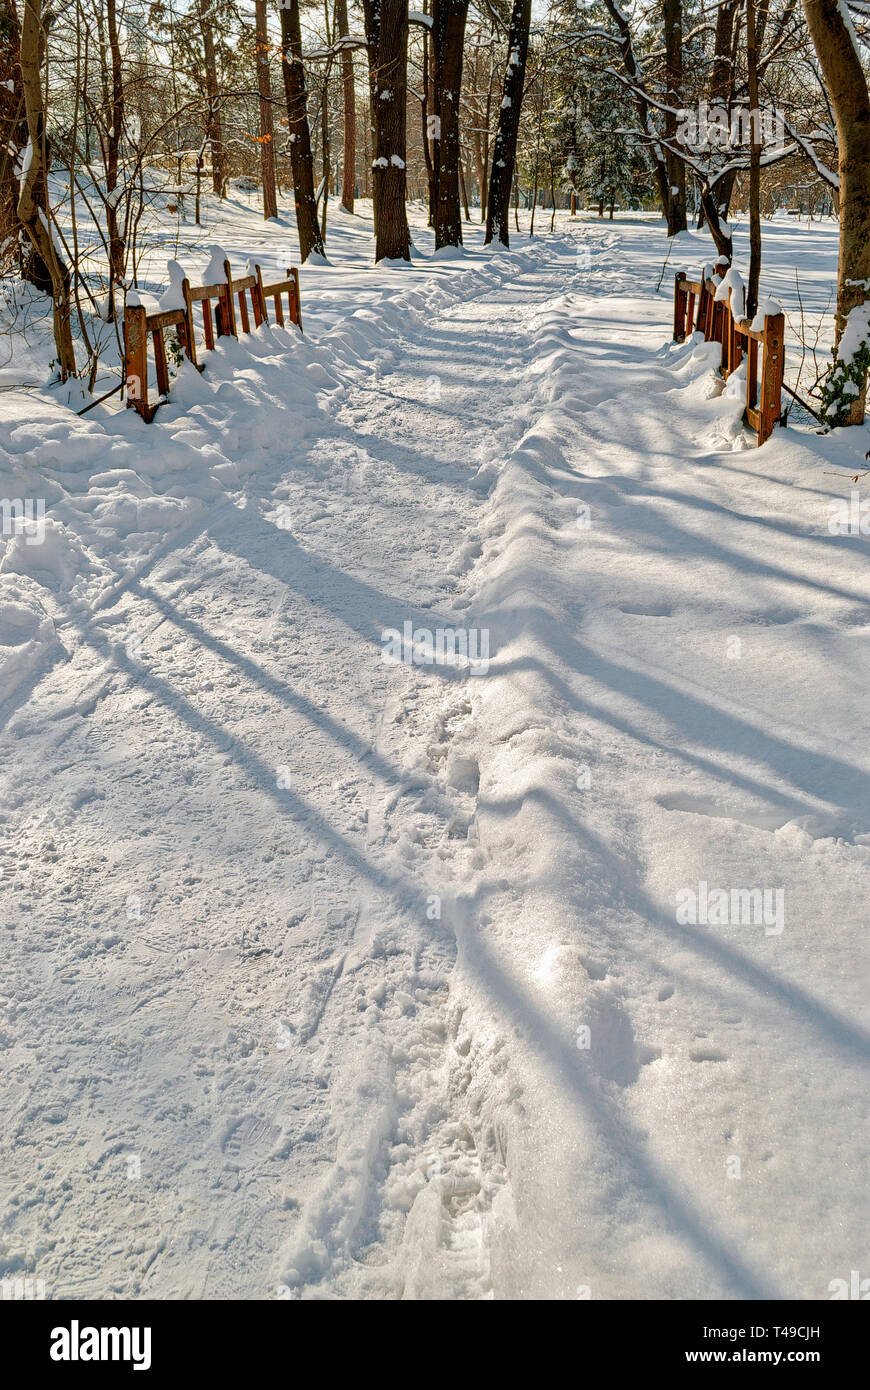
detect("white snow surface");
top-left (0, 203), bottom-right (868, 1301)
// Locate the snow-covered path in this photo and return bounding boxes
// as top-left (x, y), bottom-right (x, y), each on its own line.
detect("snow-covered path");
top-left (2, 219), bottom-right (868, 1300)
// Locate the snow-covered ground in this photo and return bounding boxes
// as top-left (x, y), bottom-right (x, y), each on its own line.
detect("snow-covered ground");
top-left (1, 199), bottom-right (868, 1300)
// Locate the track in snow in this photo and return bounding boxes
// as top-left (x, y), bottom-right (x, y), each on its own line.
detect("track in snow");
top-left (2, 220), bottom-right (868, 1301)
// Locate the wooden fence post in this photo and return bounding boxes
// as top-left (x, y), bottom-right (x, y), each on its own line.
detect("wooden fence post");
top-left (686, 288), bottom-right (696, 336)
top-left (697, 279), bottom-right (711, 339)
top-left (288, 266), bottom-right (302, 329)
top-left (181, 279), bottom-right (198, 368)
top-left (237, 284), bottom-right (251, 334)
top-left (701, 276), bottom-right (713, 338)
top-left (254, 265), bottom-right (269, 325)
top-left (674, 271), bottom-right (687, 341)
top-left (759, 311), bottom-right (785, 445)
top-left (249, 272), bottom-right (263, 328)
top-left (201, 296), bottom-right (215, 351)
top-left (152, 326), bottom-right (170, 398)
top-left (123, 302), bottom-right (148, 421)
top-left (747, 336), bottom-right (759, 417)
top-left (272, 280), bottom-right (285, 327)
top-left (218, 258), bottom-right (238, 338)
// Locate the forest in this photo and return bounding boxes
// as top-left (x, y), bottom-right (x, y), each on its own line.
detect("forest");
top-left (1, 0), bottom-right (869, 423)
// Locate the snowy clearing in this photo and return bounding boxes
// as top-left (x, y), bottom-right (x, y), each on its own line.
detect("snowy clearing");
top-left (1, 205), bottom-right (868, 1301)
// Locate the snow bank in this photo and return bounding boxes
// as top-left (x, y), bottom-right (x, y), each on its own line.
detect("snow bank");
top-left (0, 576), bottom-right (57, 702)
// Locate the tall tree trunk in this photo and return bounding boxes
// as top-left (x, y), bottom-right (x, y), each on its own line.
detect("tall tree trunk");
top-left (104, 0), bottom-right (125, 313)
top-left (711, 0), bottom-right (739, 98)
top-left (471, 126), bottom-right (485, 220)
top-left (18, 0), bottom-right (76, 378)
top-left (803, 0), bottom-right (870, 423)
top-left (698, 187), bottom-right (733, 261)
top-left (698, 0), bottom-right (738, 255)
top-left (255, 0), bottom-right (278, 220)
top-left (432, 0), bottom-right (469, 249)
top-left (422, 15), bottom-right (436, 226)
top-left (335, 0), bottom-right (355, 212)
top-left (663, 0), bottom-right (686, 235)
top-left (0, 0), bottom-right (38, 284)
top-left (459, 145), bottom-right (470, 221)
top-left (485, 0), bottom-right (532, 247)
top-left (362, 0), bottom-right (411, 261)
top-left (320, 0), bottom-right (331, 238)
top-left (480, 24), bottom-right (495, 224)
top-left (320, 56), bottom-right (330, 240)
top-left (200, 0), bottom-right (225, 197)
top-left (279, 0), bottom-right (325, 261)
top-left (745, 0), bottom-right (762, 318)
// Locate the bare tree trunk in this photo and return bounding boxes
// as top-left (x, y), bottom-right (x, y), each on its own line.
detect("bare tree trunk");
top-left (18, 0), bottom-right (76, 377)
top-left (279, 0), bottom-right (325, 261)
top-left (0, 0), bottom-right (36, 283)
top-left (698, 0), bottom-right (738, 254)
top-left (699, 188), bottom-right (733, 261)
top-left (362, 110), bottom-right (370, 196)
top-left (255, 0), bottom-right (278, 220)
top-left (320, 0), bottom-right (331, 239)
top-left (432, 0), bottom-right (469, 248)
top-left (746, 0), bottom-right (762, 318)
top-left (200, 0), bottom-right (225, 198)
top-left (485, 0), bottom-right (532, 247)
top-left (421, 35), bottom-right (435, 224)
top-left (663, 0), bottom-right (686, 235)
top-left (803, 0), bottom-right (870, 423)
top-left (320, 56), bottom-right (330, 240)
top-left (421, 9), bottom-right (435, 225)
top-left (335, 0), bottom-right (355, 212)
top-left (711, 0), bottom-right (739, 97)
top-left (362, 0), bottom-right (410, 261)
top-left (103, 0), bottom-right (125, 314)
top-left (459, 145), bottom-right (470, 221)
top-left (480, 21), bottom-right (496, 224)
top-left (195, 152), bottom-right (203, 224)
top-left (471, 127), bottom-right (485, 219)
top-left (529, 65), bottom-right (545, 237)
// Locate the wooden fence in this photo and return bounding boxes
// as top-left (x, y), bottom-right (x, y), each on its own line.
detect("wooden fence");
top-left (673, 267), bottom-right (785, 446)
top-left (123, 260), bottom-right (302, 422)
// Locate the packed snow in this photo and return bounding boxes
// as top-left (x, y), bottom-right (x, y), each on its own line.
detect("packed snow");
top-left (0, 197), bottom-right (867, 1300)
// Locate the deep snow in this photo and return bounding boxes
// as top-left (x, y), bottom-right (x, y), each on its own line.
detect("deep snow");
top-left (0, 199), bottom-right (868, 1300)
